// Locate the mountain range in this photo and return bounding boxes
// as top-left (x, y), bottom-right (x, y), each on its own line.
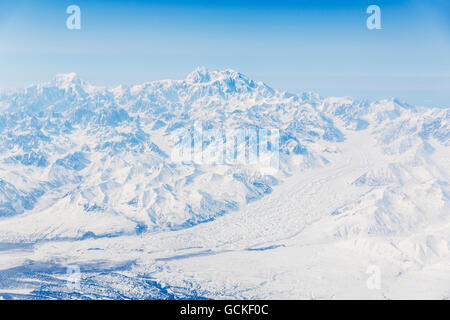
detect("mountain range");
top-left (0, 68), bottom-right (448, 299)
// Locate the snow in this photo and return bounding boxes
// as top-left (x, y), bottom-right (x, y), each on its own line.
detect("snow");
top-left (0, 68), bottom-right (448, 299)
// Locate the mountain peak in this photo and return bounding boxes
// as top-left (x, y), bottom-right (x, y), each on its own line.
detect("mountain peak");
top-left (184, 67), bottom-right (274, 96)
top-left (185, 66), bottom-right (212, 83)
top-left (186, 67), bottom-right (248, 84)
top-left (52, 72), bottom-right (84, 88)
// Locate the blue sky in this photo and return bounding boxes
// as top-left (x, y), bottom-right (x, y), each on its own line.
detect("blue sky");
top-left (0, 0), bottom-right (449, 107)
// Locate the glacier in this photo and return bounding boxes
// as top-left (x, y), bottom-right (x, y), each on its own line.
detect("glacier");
top-left (0, 67), bottom-right (448, 299)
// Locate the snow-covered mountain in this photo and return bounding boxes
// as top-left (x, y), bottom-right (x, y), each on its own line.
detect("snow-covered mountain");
top-left (0, 68), bottom-right (448, 299)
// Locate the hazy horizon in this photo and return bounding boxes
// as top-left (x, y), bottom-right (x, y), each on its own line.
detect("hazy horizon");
top-left (1, 0), bottom-right (449, 107)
